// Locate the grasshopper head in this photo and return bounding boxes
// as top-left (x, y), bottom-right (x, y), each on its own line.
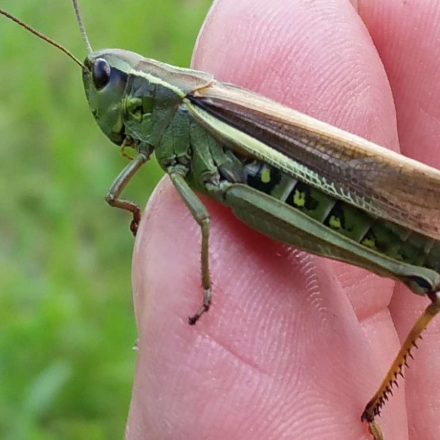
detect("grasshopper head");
top-left (82, 49), bottom-right (144, 146)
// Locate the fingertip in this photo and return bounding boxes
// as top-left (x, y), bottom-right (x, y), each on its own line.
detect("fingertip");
top-left (193, 0), bottom-right (397, 147)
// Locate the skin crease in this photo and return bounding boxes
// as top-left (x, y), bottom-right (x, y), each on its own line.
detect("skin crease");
top-left (126, 1), bottom-right (440, 439)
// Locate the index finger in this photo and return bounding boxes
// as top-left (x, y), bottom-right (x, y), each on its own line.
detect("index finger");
top-left (128, 1), bottom-right (400, 439)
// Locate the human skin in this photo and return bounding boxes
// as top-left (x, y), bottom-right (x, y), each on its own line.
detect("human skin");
top-left (126, 1), bottom-right (440, 439)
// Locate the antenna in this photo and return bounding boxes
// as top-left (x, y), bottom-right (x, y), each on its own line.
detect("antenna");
top-left (72, 0), bottom-right (93, 54)
top-left (0, 8), bottom-right (85, 70)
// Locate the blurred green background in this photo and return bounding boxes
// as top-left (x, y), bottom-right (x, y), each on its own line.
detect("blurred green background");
top-left (0, 0), bottom-right (211, 438)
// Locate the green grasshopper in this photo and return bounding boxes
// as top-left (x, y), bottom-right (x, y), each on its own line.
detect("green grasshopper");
top-left (2, 1), bottom-right (440, 438)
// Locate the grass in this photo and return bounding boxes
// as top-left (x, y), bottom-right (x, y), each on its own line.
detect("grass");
top-left (0, 0), bottom-right (212, 438)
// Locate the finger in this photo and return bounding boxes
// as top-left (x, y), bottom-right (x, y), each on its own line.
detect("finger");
top-left (360, 2), bottom-right (440, 438)
top-left (128, 1), bottom-right (400, 439)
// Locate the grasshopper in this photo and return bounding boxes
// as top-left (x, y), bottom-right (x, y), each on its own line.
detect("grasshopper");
top-left (2, 1), bottom-right (440, 438)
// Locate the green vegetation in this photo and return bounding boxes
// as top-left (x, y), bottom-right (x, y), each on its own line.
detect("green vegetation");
top-left (0, 0), bottom-right (211, 438)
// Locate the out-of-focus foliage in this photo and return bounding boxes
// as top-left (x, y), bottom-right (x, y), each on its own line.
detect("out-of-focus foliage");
top-left (0, 1), bottom-right (211, 438)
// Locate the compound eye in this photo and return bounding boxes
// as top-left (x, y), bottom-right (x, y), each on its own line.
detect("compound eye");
top-left (93, 58), bottom-right (111, 90)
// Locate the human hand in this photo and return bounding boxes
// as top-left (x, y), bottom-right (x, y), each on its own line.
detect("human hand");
top-left (127, 1), bottom-right (440, 439)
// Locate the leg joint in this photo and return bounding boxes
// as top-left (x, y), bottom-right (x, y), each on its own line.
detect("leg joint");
top-left (105, 193), bottom-right (115, 205)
